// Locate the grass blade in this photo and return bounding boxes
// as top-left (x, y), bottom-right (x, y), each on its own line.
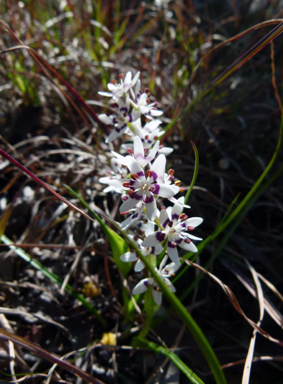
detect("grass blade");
top-left (135, 338), bottom-right (204, 384)
top-left (0, 234), bottom-right (107, 327)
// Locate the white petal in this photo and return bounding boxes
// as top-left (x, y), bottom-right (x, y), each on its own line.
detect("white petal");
top-left (147, 110), bottom-right (163, 117)
top-left (111, 151), bottom-right (128, 165)
top-left (167, 246), bottom-right (180, 265)
top-left (120, 215), bottom-right (135, 230)
top-left (99, 114), bottom-right (113, 124)
top-left (146, 140), bottom-right (159, 162)
top-left (144, 119), bottom-right (162, 132)
top-left (134, 259), bottom-right (145, 272)
top-left (157, 184), bottom-right (179, 198)
top-left (159, 255), bottom-right (168, 270)
top-left (185, 217), bottom-right (203, 227)
top-left (186, 233), bottom-right (203, 241)
top-left (142, 233), bottom-right (162, 247)
top-left (134, 135), bottom-right (144, 155)
top-left (152, 289), bottom-right (162, 305)
top-left (145, 195), bottom-right (157, 221)
top-left (171, 200), bottom-right (183, 218)
top-left (106, 128), bottom-right (125, 143)
top-left (120, 197), bottom-right (139, 212)
top-left (132, 279), bottom-right (150, 295)
top-left (132, 71), bottom-right (140, 84)
top-left (153, 243), bottom-right (164, 255)
top-left (124, 71), bottom-right (132, 85)
top-left (159, 147), bottom-right (173, 156)
top-left (163, 262), bottom-right (181, 275)
top-left (98, 91), bottom-right (113, 97)
top-left (159, 208), bottom-right (169, 227)
top-left (179, 239), bottom-right (198, 253)
top-left (150, 154), bottom-right (166, 177)
top-left (120, 252), bottom-right (138, 263)
top-left (144, 222), bottom-right (155, 237)
top-left (128, 158), bottom-right (144, 176)
top-left (169, 283), bottom-right (176, 293)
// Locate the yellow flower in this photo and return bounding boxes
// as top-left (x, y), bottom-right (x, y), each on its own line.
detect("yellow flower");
top-left (100, 333), bottom-right (116, 346)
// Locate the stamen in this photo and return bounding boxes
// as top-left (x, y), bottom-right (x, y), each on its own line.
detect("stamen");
top-left (187, 226), bottom-right (195, 231)
top-left (120, 211), bottom-right (129, 216)
top-left (179, 213), bottom-right (188, 221)
top-left (184, 238), bottom-right (191, 244)
top-left (131, 173), bottom-right (139, 180)
top-left (146, 170), bottom-right (153, 178)
top-left (127, 148), bottom-right (134, 155)
top-left (123, 182), bottom-right (131, 188)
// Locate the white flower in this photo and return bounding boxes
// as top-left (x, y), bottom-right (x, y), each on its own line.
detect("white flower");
top-left (98, 71), bottom-right (140, 99)
top-left (98, 157), bottom-right (126, 194)
top-left (119, 155), bottom-right (179, 222)
top-left (99, 95), bottom-right (141, 143)
top-left (120, 223), bottom-right (163, 272)
top-left (119, 136), bottom-right (160, 168)
top-left (142, 197), bottom-right (202, 265)
top-left (130, 80), bottom-right (163, 119)
top-left (132, 256), bottom-right (179, 305)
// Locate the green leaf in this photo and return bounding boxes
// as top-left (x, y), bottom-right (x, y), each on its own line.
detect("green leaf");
top-left (134, 338), bottom-right (205, 384)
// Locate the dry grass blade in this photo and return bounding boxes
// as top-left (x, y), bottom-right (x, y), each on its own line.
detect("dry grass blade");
top-left (257, 273), bottom-right (283, 302)
top-left (0, 327), bottom-right (105, 384)
top-left (180, 259), bottom-right (283, 347)
top-left (222, 261), bottom-right (283, 329)
top-left (0, 148), bottom-right (116, 226)
top-left (0, 21), bottom-right (102, 126)
top-left (241, 260), bottom-right (265, 384)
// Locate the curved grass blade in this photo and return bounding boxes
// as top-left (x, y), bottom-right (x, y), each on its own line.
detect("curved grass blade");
top-left (0, 234), bottom-right (107, 327)
top-left (0, 20), bottom-right (102, 126)
top-left (0, 327), bottom-right (105, 384)
top-left (162, 20), bottom-right (283, 138)
top-left (175, 112), bottom-right (283, 290)
top-left (181, 258), bottom-right (283, 347)
top-left (184, 141), bottom-right (199, 205)
top-left (135, 338), bottom-right (204, 384)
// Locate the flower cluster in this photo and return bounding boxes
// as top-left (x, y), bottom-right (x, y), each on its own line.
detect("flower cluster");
top-left (98, 71), bottom-right (203, 305)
